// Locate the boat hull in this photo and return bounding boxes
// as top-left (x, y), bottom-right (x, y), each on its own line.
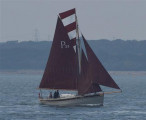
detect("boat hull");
top-left (39, 94), bottom-right (104, 106)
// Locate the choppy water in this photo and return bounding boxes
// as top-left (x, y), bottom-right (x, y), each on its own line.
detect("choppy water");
top-left (0, 71), bottom-right (146, 120)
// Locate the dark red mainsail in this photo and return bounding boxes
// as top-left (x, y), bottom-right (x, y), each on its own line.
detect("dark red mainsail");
top-left (39, 17), bottom-right (78, 90)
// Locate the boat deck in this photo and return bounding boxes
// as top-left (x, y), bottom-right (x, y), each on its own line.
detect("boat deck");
top-left (39, 93), bottom-right (104, 106)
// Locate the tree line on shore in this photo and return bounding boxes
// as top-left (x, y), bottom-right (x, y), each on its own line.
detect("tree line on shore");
top-left (0, 39), bottom-right (146, 71)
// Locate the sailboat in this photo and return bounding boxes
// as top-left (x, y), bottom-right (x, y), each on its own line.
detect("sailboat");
top-left (38, 8), bottom-right (121, 106)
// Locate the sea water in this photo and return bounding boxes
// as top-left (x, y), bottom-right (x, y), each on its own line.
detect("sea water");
top-left (0, 71), bottom-right (146, 120)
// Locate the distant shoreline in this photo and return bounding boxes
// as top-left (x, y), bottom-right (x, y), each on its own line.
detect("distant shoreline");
top-left (1, 40), bottom-right (146, 71)
top-left (0, 70), bottom-right (43, 75)
top-left (0, 70), bottom-right (146, 76)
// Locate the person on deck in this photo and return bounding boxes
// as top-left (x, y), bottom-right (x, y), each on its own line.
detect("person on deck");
top-left (54, 91), bottom-right (57, 98)
top-left (56, 90), bottom-right (60, 98)
top-left (49, 92), bottom-right (52, 98)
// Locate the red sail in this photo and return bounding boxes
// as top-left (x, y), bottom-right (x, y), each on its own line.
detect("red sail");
top-left (82, 35), bottom-right (120, 89)
top-left (78, 50), bottom-right (102, 95)
top-left (70, 38), bottom-right (76, 46)
top-left (65, 21), bottom-right (76, 33)
top-left (39, 17), bottom-right (77, 90)
top-left (59, 8), bottom-right (75, 19)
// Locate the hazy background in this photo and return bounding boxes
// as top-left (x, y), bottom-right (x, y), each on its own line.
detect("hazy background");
top-left (1, 0), bottom-right (146, 42)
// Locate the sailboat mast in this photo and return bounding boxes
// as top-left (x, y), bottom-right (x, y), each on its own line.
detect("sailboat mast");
top-left (75, 13), bottom-right (81, 74)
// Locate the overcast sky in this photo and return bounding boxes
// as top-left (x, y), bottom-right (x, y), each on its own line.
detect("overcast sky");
top-left (0, 0), bottom-right (146, 42)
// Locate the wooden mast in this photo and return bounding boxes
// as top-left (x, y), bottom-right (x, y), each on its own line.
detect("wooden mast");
top-left (75, 11), bottom-right (81, 95)
top-left (75, 12), bottom-right (81, 74)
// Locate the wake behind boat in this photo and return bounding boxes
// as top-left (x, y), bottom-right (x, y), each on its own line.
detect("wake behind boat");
top-left (38, 8), bottom-right (121, 106)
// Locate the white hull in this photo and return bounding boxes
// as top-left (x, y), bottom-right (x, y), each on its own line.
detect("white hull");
top-left (39, 93), bottom-right (104, 106)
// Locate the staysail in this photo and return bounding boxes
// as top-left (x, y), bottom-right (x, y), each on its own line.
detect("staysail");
top-left (82, 35), bottom-right (120, 89)
top-left (78, 50), bottom-right (102, 95)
